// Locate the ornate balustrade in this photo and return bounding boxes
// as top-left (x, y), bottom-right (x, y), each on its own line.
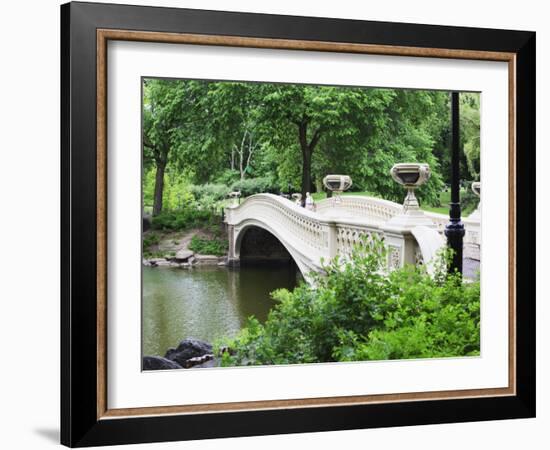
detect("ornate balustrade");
top-left (224, 193), bottom-right (481, 279)
top-left (318, 195), bottom-right (481, 260)
top-left (316, 196), bottom-right (403, 223)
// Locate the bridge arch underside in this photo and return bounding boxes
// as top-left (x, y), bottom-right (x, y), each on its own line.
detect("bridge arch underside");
top-left (232, 220), bottom-right (317, 279)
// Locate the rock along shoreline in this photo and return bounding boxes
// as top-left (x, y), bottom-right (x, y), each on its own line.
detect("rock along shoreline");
top-left (143, 250), bottom-right (228, 269)
top-left (143, 338), bottom-right (227, 370)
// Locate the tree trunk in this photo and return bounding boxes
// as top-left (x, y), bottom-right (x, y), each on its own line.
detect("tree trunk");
top-left (301, 150), bottom-right (312, 205)
top-left (239, 153), bottom-right (244, 180)
top-left (152, 160), bottom-right (166, 216)
top-left (298, 121), bottom-right (321, 206)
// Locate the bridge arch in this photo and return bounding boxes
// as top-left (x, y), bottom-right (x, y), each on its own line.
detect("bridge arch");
top-left (231, 218), bottom-right (319, 278)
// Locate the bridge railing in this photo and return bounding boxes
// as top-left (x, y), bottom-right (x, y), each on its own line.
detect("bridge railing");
top-left (316, 195), bottom-right (403, 223)
top-left (317, 195), bottom-right (481, 260)
top-left (225, 194), bottom-right (384, 272)
top-left (225, 193), bottom-right (481, 276)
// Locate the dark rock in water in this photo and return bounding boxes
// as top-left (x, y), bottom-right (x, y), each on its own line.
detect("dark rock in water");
top-left (165, 338), bottom-right (213, 366)
top-left (192, 357), bottom-right (219, 369)
top-left (143, 356), bottom-right (182, 371)
top-left (183, 353), bottom-right (214, 368)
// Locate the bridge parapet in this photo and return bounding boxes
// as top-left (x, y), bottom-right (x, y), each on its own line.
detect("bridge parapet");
top-left (316, 195), bottom-right (403, 223)
top-left (224, 193), bottom-right (481, 279)
top-left (225, 194), bottom-right (414, 277)
top-left (318, 195), bottom-right (481, 261)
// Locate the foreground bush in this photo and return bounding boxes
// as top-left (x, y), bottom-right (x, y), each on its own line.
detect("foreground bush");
top-left (219, 239), bottom-right (480, 366)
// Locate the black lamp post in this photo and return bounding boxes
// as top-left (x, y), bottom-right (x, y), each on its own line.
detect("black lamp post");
top-left (445, 92), bottom-right (465, 275)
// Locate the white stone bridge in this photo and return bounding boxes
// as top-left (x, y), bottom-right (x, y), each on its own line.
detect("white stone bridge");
top-left (224, 194), bottom-right (480, 278)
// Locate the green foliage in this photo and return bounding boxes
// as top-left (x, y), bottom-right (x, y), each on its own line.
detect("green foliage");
top-left (189, 183), bottom-right (231, 204)
top-left (214, 169), bottom-right (241, 185)
top-left (151, 208), bottom-right (218, 231)
top-left (143, 78), bottom-right (480, 214)
top-left (188, 235), bottom-right (228, 256)
top-left (230, 176), bottom-right (279, 197)
top-left (461, 93), bottom-right (481, 179)
top-left (142, 232), bottom-right (160, 252)
top-left (220, 238), bottom-right (480, 366)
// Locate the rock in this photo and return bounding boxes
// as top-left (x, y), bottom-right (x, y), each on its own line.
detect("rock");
top-left (143, 356), bottom-right (182, 371)
top-left (155, 260), bottom-right (172, 267)
top-left (194, 255), bottom-right (219, 265)
top-left (191, 356), bottom-right (219, 369)
top-left (175, 249), bottom-right (194, 262)
top-left (188, 256), bottom-right (196, 265)
top-left (165, 338), bottom-right (213, 366)
top-left (183, 353), bottom-right (214, 368)
top-left (148, 258), bottom-right (165, 267)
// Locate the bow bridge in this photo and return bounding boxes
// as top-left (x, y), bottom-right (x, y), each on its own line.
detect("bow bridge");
top-left (224, 194), bottom-right (480, 278)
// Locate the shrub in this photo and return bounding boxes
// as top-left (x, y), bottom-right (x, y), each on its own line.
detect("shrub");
top-left (188, 235), bottom-right (228, 256)
top-left (142, 232), bottom-right (160, 253)
top-left (214, 169), bottom-right (241, 185)
top-left (219, 238), bottom-right (480, 366)
top-left (230, 177), bottom-right (278, 197)
top-left (189, 183), bottom-right (231, 203)
top-left (151, 208), bottom-right (217, 231)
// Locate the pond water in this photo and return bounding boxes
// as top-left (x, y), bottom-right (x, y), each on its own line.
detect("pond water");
top-left (142, 265), bottom-right (299, 356)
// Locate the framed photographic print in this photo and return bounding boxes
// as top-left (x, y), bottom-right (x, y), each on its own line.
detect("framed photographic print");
top-left (61, 1), bottom-right (536, 447)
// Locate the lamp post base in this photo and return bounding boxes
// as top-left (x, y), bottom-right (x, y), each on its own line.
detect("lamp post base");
top-left (445, 214), bottom-right (465, 275)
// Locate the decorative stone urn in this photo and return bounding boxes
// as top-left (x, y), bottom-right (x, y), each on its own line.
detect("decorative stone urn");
top-left (386, 163), bottom-right (434, 229)
top-left (323, 174), bottom-right (353, 203)
top-left (468, 181), bottom-right (481, 220)
top-left (228, 191), bottom-right (241, 207)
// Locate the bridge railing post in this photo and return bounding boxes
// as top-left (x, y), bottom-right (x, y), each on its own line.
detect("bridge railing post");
top-left (327, 222), bottom-right (338, 259)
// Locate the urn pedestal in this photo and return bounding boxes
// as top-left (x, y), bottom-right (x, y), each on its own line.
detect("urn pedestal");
top-left (386, 163), bottom-right (435, 229)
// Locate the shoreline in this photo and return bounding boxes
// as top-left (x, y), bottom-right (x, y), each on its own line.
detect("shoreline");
top-left (143, 254), bottom-right (228, 268)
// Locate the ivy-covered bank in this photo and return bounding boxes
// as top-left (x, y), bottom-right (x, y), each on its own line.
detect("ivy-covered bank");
top-left (216, 239), bottom-right (480, 366)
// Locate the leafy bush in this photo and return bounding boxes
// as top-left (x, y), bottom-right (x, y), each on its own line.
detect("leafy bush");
top-left (189, 183), bottom-right (231, 203)
top-left (218, 238), bottom-right (480, 366)
top-left (214, 169), bottom-right (241, 185)
top-left (142, 232), bottom-right (160, 252)
top-left (151, 208), bottom-right (218, 231)
top-left (230, 177), bottom-right (279, 197)
top-left (188, 235), bottom-right (228, 256)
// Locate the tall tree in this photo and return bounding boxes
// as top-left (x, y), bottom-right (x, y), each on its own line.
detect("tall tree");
top-left (460, 93), bottom-right (481, 179)
top-left (257, 84), bottom-right (400, 202)
top-left (143, 79), bottom-right (210, 215)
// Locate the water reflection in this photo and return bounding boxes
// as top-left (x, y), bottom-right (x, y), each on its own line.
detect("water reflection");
top-left (142, 265), bottom-right (298, 356)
